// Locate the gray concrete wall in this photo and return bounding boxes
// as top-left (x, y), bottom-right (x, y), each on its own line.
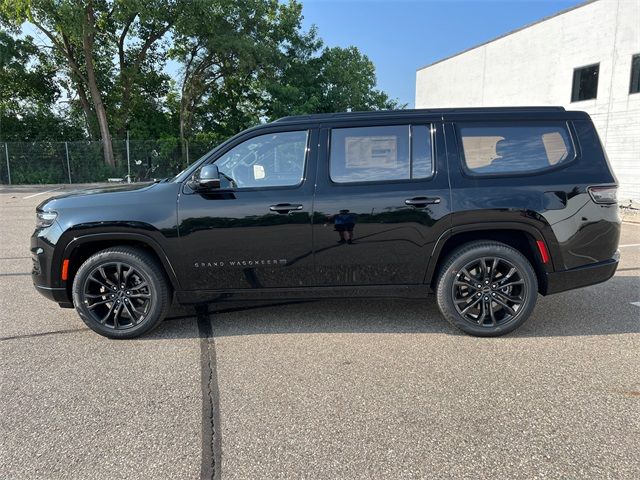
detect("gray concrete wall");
top-left (415, 0), bottom-right (640, 200)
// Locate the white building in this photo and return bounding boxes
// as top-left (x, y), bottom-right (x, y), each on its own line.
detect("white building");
top-left (415, 0), bottom-right (640, 201)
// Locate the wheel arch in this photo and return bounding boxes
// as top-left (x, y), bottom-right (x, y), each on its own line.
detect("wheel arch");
top-left (61, 233), bottom-right (180, 301)
top-left (426, 223), bottom-right (551, 294)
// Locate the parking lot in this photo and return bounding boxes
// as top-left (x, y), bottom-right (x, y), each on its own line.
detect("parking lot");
top-left (1, 184), bottom-right (639, 479)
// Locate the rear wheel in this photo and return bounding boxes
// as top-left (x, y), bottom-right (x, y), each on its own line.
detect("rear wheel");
top-left (436, 241), bottom-right (538, 337)
top-left (72, 247), bottom-right (170, 339)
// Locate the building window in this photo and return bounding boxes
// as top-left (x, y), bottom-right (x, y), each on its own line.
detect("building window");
top-left (630, 54), bottom-right (640, 94)
top-left (571, 64), bottom-right (599, 102)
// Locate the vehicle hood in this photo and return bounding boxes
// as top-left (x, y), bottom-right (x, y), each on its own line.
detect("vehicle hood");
top-left (37, 182), bottom-right (158, 211)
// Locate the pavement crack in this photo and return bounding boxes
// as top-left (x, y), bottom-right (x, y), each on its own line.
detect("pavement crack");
top-left (197, 306), bottom-right (222, 480)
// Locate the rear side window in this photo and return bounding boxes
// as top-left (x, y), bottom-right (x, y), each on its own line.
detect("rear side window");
top-left (330, 125), bottom-right (433, 183)
top-left (458, 123), bottom-right (575, 175)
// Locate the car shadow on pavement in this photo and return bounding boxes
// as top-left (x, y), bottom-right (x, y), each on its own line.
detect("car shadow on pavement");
top-left (148, 274), bottom-right (640, 340)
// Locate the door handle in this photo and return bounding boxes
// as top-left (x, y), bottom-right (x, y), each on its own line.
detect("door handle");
top-left (269, 203), bottom-right (304, 214)
top-left (405, 197), bottom-right (441, 208)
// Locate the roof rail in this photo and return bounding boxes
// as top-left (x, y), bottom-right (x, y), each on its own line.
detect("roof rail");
top-left (273, 106), bottom-right (566, 123)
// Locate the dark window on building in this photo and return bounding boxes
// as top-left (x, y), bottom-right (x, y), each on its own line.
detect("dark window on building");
top-left (458, 122), bottom-right (575, 175)
top-left (630, 54), bottom-right (640, 94)
top-left (571, 64), bottom-right (599, 102)
top-left (329, 125), bottom-right (433, 183)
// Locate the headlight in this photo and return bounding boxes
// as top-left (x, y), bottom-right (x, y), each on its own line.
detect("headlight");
top-left (36, 211), bottom-right (57, 228)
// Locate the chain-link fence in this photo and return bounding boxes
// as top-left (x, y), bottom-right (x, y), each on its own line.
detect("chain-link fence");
top-left (0, 139), bottom-right (215, 184)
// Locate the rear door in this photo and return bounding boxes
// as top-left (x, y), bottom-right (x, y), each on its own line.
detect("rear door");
top-left (311, 119), bottom-right (451, 286)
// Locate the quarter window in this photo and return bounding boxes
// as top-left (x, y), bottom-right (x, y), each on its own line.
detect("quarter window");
top-left (459, 123), bottom-right (574, 175)
top-left (630, 54), bottom-right (640, 94)
top-left (329, 125), bottom-right (433, 183)
top-left (571, 64), bottom-right (599, 102)
top-left (214, 130), bottom-right (308, 188)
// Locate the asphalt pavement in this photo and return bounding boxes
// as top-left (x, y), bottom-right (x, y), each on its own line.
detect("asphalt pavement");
top-left (1, 184), bottom-right (638, 479)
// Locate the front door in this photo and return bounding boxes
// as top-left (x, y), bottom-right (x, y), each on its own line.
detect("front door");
top-left (176, 128), bottom-right (317, 291)
top-left (312, 122), bottom-right (451, 286)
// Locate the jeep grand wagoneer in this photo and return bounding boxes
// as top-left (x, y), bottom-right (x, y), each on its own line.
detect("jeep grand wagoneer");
top-left (32, 107), bottom-right (620, 338)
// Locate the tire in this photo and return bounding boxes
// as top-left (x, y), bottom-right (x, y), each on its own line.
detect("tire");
top-left (436, 241), bottom-right (538, 337)
top-left (72, 246), bottom-right (171, 339)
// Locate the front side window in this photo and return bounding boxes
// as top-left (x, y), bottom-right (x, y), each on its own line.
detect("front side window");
top-left (214, 130), bottom-right (308, 188)
top-left (571, 64), bottom-right (599, 102)
top-left (630, 54), bottom-right (640, 94)
top-left (330, 125), bottom-right (433, 183)
top-left (459, 123), bottom-right (574, 175)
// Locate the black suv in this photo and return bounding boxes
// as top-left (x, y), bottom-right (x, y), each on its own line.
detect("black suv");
top-left (31, 107), bottom-right (620, 338)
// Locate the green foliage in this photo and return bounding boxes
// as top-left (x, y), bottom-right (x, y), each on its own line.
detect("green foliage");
top-left (0, 31), bottom-right (83, 140)
top-left (265, 44), bottom-right (404, 120)
top-left (0, 0), bottom-right (402, 181)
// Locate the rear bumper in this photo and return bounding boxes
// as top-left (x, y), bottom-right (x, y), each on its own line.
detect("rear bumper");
top-left (543, 251), bottom-right (619, 295)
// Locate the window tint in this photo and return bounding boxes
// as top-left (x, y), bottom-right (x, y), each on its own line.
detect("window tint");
top-left (214, 130), bottom-right (307, 188)
top-left (571, 64), bottom-right (599, 102)
top-left (459, 123), bottom-right (574, 175)
top-left (330, 125), bottom-right (433, 183)
top-left (630, 54), bottom-right (640, 94)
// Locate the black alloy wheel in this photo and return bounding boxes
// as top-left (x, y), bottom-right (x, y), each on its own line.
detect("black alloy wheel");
top-left (72, 247), bottom-right (170, 339)
top-left (452, 256), bottom-right (526, 327)
top-left (82, 262), bottom-right (152, 330)
top-left (436, 241), bottom-right (538, 337)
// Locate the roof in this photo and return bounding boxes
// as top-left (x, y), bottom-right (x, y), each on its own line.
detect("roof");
top-left (272, 107), bottom-right (566, 124)
top-left (416, 0), bottom-right (598, 71)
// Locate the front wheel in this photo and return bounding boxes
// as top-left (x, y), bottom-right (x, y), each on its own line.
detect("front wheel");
top-left (72, 247), bottom-right (171, 339)
top-left (436, 241), bottom-right (538, 337)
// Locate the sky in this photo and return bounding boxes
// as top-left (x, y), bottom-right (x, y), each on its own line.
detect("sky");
top-left (299, 0), bottom-right (584, 107)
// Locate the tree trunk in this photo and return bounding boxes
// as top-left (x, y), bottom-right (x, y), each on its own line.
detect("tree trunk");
top-left (83, 2), bottom-right (114, 167)
top-left (179, 97), bottom-right (189, 162)
top-left (73, 78), bottom-right (97, 139)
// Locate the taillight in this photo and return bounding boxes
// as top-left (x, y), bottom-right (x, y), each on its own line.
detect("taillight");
top-left (588, 186), bottom-right (618, 204)
top-left (536, 240), bottom-right (550, 264)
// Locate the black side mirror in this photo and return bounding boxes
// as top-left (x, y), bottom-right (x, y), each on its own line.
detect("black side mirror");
top-left (189, 164), bottom-right (221, 191)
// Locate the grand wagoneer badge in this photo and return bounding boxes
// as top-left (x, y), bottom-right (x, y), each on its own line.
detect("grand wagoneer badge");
top-left (194, 259), bottom-right (288, 268)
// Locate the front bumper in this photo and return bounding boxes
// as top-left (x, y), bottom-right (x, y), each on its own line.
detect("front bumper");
top-left (543, 251), bottom-right (619, 295)
top-left (33, 284), bottom-right (73, 308)
top-left (31, 224), bottom-right (73, 308)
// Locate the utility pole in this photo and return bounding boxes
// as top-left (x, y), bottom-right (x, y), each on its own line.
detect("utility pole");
top-left (126, 130), bottom-right (131, 183)
top-left (4, 142), bottom-right (10, 185)
top-left (65, 142), bottom-right (72, 183)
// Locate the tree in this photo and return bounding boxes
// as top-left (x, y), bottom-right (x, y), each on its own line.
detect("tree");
top-left (109, 0), bottom-right (176, 136)
top-left (265, 45), bottom-right (402, 120)
top-left (1, 0), bottom-right (402, 159)
top-left (1, 0), bottom-right (115, 164)
top-left (170, 0), bottom-right (303, 152)
top-left (1, 0), bottom-right (178, 166)
top-left (0, 31), bottom-right (82, 140)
